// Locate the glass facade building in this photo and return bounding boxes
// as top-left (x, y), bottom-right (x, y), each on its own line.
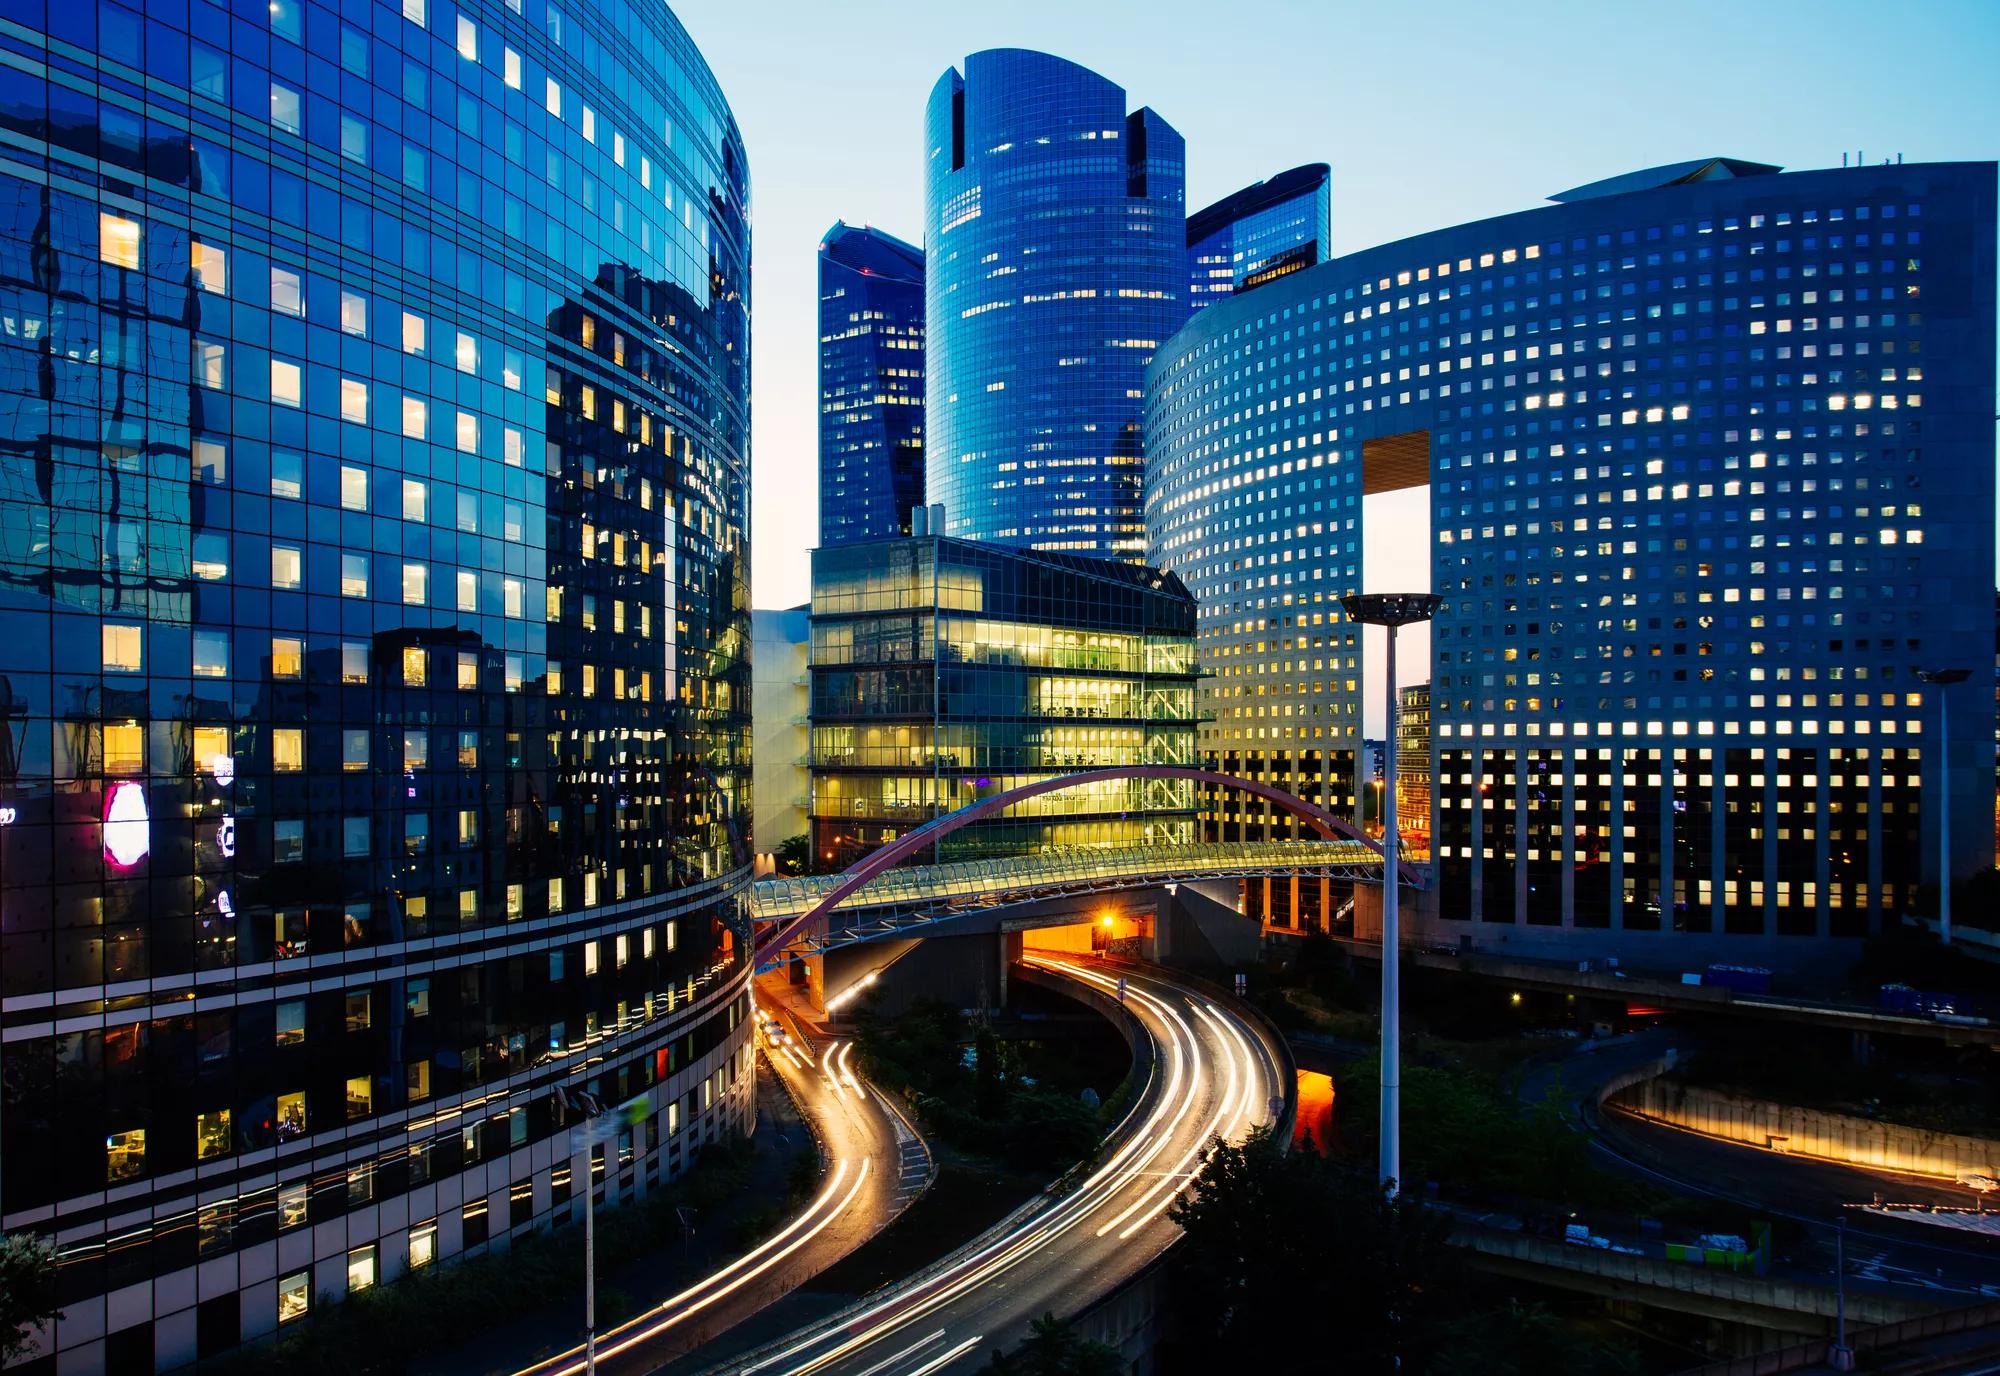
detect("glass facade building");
top-left (0, 1), bottom-right (754, 1369)
top-left (1147, 159), bottom-right (1996, 965)
top-left (1186, 163), bottom-right (1331, 315)
top-left (818, 223), bottom-right (925, 546)
top-left (1396, 682), bottom-right (1432, 849)
top-left (923, 49), bottom-right (1184, 560)
top-left (809, 534), bottom-right (1198, 870)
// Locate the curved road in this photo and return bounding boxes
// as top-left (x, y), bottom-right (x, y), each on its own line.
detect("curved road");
top-left (703, 955), bottom-right (1290, 1376)
top-left (1518, 1032), bottom-right (2000, 1301)
top-left (510, 1003), bottom-right (931, 1376)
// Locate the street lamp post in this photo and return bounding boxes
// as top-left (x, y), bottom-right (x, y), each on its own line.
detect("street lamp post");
top-left (1830, 1212), bottom-right (1854, 1372)
top-left (563, 1088), bottom-right (633, 1376)
top-left (1915, 667), bottom-right (1970, 946)
top-left (1341, 592), bottom-right (1441, 1197)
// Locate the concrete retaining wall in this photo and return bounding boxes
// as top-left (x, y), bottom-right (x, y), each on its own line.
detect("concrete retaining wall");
top-left (1614, 1078), bottom-right (2000, 1182)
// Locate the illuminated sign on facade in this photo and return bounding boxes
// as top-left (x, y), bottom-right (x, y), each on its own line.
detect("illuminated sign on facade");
top-left (102, 782), bottom-right (150, 868)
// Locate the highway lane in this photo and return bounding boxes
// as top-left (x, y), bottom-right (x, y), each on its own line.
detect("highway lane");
top-left (703, 955), bottom-right (1290, 1376)
top-left (1515, 1031), bottom-right (2000, 1300)
top-left (509, 997), bottom-right (932, 1376)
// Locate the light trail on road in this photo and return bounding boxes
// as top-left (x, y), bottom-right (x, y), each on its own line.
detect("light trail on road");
top-left (509, 1157), bottom-right (872, 1376)
top-left (509, 1009), bottom-right (932, 1376)
top-left (713, 956), bottom-right (1288, 1376)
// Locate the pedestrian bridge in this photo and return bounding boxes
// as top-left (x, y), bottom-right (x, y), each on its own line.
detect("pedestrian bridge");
top-left (748, 766), bottom-right (1407, 968)
top-left (748, 838), bottom-right (1384, 960)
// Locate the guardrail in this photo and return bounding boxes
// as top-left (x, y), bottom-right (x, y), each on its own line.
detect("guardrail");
top-left (1675, 1298), bottom-right (2000, 1375)
top-left (1457, 1225), bottom-right (1936, 1329)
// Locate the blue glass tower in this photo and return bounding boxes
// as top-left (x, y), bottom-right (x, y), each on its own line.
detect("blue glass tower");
top-left (1148, 157), bottom-right (1997, 967)
top-left (1187, 163), bottom-right (1332, 314)
top-left (819, 223), bottom-right (925, 545)
top-left (924, 50), bottom-right (1185, 560)
top-left (0, 0), bottom-right (752, 1365)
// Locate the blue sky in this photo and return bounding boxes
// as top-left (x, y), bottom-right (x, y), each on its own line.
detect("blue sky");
top-left (683, 0), bottom-right (2000, 631)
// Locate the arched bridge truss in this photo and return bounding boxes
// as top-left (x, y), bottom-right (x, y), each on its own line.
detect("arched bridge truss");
top-left (749, 766), bottom-right (1415, 969)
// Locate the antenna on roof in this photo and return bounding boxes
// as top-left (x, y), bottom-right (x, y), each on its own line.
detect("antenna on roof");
top-left (1841, 152), bottom-right (1848, 167)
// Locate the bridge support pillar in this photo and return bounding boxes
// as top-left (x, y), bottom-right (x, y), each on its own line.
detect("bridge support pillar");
top-left (1352, 879), bottom-right (1439, 945)
top-left (1851, 1030), bottom-right (1873, 1067)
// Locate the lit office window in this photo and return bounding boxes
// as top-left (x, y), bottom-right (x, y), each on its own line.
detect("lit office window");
top-left (99, 212), bottom-right (140, 269)
top-left (271, 266), bottom-right (303, 316)
top-left (270, 359), bottom-right (301, 407)
top-left (102, 624), bottom-right (142, 673)
top-left (191, 241), bottom-right (227, 294)
top-left (277, 1272), bottom-right (310, 1325)
top-left (271, 82), bottom-right (301, 133)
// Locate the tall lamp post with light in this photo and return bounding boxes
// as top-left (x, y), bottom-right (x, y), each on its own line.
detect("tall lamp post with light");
top-left (1341, 592), bottom-right (1441, 1195)
top-left (1915, 666), bottom-right (1970, 945)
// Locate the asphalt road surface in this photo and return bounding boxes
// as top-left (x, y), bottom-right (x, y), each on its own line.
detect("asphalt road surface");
top-left (1519, 1030), bottom-right (2000, 1301)
top-left (509, 1001), bottom-right (932, 1376)
top-left (699, 955), bottom-right (1290, 1376)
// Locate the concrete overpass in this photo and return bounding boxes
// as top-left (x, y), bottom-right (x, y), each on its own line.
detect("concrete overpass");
top-left (1317, 934), bottom-right (2000, 1050)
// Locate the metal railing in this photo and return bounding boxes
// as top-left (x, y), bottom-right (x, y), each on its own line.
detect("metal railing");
top-left (748, 839), bottom-right (1383, 922)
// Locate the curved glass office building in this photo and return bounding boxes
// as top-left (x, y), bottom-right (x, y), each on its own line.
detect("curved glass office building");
top-left (0, 1), bottom-right (753, 1368)
top-left (1148, 159), bottom-right (1996, 967)
top-left (1186, 163), bottom-right (1331, 315)
top-left (924, 49), bottom-right (1184, 560)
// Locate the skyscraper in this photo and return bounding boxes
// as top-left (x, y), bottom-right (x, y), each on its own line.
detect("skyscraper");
top-left (818, 224), bottom-right (926, 545)
top-left (924, 49), bottom-right (1185, 560)
top-left (1187, 163), bottom-right (1333, 314)
top-left (1148, 158), bottom-right (1996, 963)
top-left (0, 2), bottom-right (753, 1367)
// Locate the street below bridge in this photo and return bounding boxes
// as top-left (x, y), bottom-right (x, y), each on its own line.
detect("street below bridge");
top-left (506, 998), bottom-right (931, 1376)
top-left (697, 956), bottom-right (1289, 1376)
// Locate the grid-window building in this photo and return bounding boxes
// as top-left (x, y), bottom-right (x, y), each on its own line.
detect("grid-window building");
top-left (0, 2), bottom-right (754, 1368)
top-left (1397, 682), bottom-right (1432, 848)
top-left (809, 529), bottom-right (1198, 870)
top-left (923, 49), bottom-right (1185, 560)
top-left (1147, 159), bottom-right (1996, 965)
top-left (818, 224), bottom-right (925, 546)
top-left (1187, 164), bottom-right (1332, 315)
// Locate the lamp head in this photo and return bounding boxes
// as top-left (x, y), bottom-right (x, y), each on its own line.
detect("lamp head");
top-left (1341, 592), bottom-right (1443, 627)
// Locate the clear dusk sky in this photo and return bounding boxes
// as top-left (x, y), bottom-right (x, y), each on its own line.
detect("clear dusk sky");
top-left (682, 0), bottom-right (1999, 727)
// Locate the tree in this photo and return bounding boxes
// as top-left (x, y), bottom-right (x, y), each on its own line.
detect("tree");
top-left (985, 1313), bottom-right (1122, 1376)
top-left (975, 1023), bottom-right (1004, 1119)
top-left (774, 833), bottom-right (813, 876)
top-left (0, 1232), bottom-right (63, 1362)
top-left (1433, 1300), bottom-right (1639, 1376)
top-left (1168, 1129), bottom-right (1459, 1373)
